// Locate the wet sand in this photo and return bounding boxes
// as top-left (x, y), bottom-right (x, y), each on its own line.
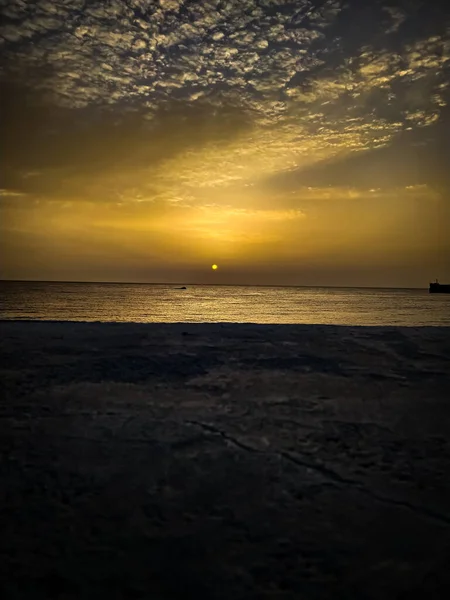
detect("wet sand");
top-left (1, 321), bottom-right (450, 599)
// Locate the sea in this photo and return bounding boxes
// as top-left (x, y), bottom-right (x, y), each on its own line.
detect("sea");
top-left (0, 280), bottom-right (449, 326)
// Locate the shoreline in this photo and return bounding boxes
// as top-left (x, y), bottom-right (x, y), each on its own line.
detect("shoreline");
top-left (1, 321), bottom-right (449, 598)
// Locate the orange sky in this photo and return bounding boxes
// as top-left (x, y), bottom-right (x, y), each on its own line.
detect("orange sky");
top-left (1, 0), bottom-right (449, 287)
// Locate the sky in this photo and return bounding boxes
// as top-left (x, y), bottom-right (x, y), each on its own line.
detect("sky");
top-left (1, 0), bottom-right (449, 287)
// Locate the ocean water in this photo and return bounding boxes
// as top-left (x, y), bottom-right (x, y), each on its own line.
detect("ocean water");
top-left (1, 281), bottom-right (449, 326)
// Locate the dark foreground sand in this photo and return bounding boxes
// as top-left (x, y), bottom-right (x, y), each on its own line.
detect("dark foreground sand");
top-left (1, 321), bottom-right (450, 599)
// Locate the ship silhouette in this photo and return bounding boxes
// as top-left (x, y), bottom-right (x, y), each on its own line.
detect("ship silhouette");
top-left (429, 279), bottom-right (450, 293)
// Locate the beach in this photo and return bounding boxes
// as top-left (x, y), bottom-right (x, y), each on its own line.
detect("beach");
top-left (1, 321), bottom-right (450, 599)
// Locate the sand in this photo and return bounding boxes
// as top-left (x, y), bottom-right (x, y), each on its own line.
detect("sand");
top-left (1, 321), bottom-right (450, 599)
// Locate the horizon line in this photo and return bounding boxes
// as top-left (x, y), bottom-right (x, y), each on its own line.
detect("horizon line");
top-left (0, 278), bottom-right (425, 290)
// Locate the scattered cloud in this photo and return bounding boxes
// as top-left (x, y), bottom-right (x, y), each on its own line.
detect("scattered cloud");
top-left (1, 0), bottom-right (448, 206)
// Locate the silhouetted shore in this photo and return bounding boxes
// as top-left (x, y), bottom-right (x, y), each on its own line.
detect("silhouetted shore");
top-left (1, 321), bottom-right (449, 599)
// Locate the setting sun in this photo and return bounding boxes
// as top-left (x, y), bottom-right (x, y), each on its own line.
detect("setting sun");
top-left (0, 0), bottom-right (448, 291)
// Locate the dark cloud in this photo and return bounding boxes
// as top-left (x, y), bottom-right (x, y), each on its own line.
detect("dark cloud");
top-left (0, 75), bottom-right (252, 198)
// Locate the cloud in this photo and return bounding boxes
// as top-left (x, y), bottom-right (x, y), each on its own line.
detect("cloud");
top-left (0, 189), bottom-right (27, 198)
top-left (0, 0), bottom-right (449, 209)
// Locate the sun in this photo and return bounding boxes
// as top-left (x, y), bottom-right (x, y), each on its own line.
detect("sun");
top-left (211, 264), bottom-right (218, 270)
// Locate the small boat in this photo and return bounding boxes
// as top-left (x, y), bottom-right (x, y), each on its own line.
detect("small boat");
top-left (175, 286), bottom-right (187, 290)
top-left (429, 280), bottom-right (450, 293)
